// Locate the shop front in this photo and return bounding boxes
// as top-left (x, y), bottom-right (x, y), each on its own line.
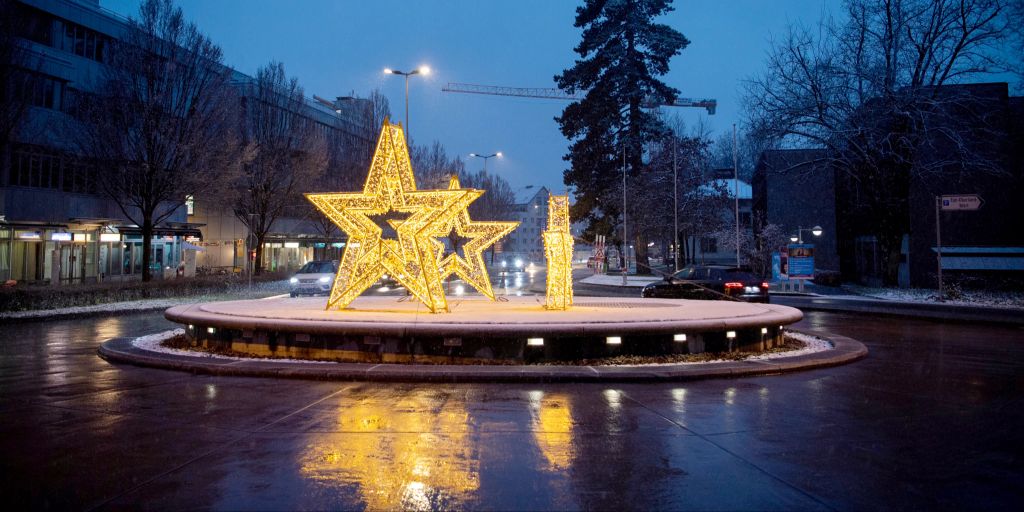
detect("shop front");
top-left (0, 220), bottom-right (203, 284)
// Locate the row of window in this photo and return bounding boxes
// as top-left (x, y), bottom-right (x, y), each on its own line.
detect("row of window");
top-left (17, 3), bottom-right (112, 63)
top-left (6, 145), bottom-right (99, 195)
top-left (14, 70), bottom-right (65, 111)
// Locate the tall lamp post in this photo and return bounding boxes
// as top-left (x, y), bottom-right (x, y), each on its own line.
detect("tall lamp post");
top-left (789, 225), bottom-right (823, 244)
top-left (469, 152), bottom-right (502, 172)
top-left (673, 136), bottom-right (679, 272)
top-left (383, 65), bottom-right (430, 142)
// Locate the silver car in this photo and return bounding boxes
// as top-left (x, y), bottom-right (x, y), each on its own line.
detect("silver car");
top-left (289, 260), bottom-right (338, 297)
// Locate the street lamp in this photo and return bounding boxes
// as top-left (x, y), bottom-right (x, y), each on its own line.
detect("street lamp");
top-left (383, 65), bottom-right (430, 143)
top-left (790, 225), bottom-right (823, 244)
top-left (469, 152), bottom-right (502, 172)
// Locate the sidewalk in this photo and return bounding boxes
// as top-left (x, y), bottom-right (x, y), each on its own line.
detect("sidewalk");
top-left (573, 271), bottom-right (1022, 325)
top-left (577, 274), bottom-right (662, 288)
top-left (771, 294), bottom-right (1024, 325)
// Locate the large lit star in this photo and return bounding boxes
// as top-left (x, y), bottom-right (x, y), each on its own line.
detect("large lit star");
top-left (432, 176), bottom-right (519, 300)
top-left (305, 120), bottom-right (474, 313)
top-left (543, 194), bottom-right (574, 310)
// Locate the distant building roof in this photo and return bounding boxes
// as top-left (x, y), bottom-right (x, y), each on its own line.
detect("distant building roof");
top-left (514, 186), bottom-right (550, 205)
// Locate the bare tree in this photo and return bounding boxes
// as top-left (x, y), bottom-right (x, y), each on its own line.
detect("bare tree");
top-left (0, 0), bottom-right (40, 163)
top-left (714, 222), bottom-right (788, 278)
top-left (745, 0), bottom-right (1019, 285)
top-left (708, 129), bottom-right (773, 183)
top-left (304, 89), bottom-right (390, 253)
top-left (634, 116), bottom-right (730, 269)
top-left (411, 141), bottom-right (464, 189)
top-left (74, 0), bottom-right (237, 281)
top-left (458, 169), bottom-right (517, 263)
top-left (234, 61), bottom-right (328, 274)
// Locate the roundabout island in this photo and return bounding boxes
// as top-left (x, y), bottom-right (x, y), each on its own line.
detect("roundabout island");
top-left (163, 295), bottom-right (805, 363)
top-left (99, 120), bottom-right (867, 381)
top-left (97, 294), bottom-right (867, 383)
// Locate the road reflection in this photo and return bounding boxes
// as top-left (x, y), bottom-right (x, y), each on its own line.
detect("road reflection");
top-left (528, 390), bottom-right (575, 471)
top-left (298, 392), bottom-right (480, 511)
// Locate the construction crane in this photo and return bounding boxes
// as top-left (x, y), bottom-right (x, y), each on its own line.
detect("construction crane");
top-left (441, 82), bottom-right (717, 114)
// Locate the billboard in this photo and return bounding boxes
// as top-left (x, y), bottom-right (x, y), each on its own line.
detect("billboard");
top-left (787, 243), bottom-right (815, 279)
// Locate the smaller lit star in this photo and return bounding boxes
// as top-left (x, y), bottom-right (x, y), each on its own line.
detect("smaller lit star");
top-left (433, 176), bottom-right (519, 300)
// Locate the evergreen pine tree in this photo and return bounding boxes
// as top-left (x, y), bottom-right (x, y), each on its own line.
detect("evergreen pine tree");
top-left (555, 0), bottom-right (689, 257)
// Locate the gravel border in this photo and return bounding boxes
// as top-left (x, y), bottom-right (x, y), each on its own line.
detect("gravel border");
top-left (98, 329), bottom-right (867, 383)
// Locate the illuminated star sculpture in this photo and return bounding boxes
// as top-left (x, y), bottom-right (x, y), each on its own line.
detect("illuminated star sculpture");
top-left (543, 194), bottom-right (574, 310)
top-left (433, 176), bottom-right (519, 300)
top-left (305, 120), bottom-right (475, 313)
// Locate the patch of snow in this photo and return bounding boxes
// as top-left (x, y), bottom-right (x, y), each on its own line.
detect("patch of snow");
top-left (131, 328), bottom-right (333, 364)
top-left (747, 331), bottom-right (832, 360)
top-left (129, 328), bottom-right (831, 368)
top-left (847, 285), bottom-right (1024, 309)
top-left (607, 331), bottom-right (832, 366)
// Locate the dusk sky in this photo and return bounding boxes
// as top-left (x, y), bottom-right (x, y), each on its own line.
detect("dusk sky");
top-left (101, 0), bottom-right (835, 195)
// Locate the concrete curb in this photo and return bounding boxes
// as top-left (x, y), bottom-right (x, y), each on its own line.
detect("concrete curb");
top-left (97, 330), bottom-right (867, 383)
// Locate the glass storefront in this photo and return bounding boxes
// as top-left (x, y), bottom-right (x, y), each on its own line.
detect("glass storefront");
top-left (0, 226), bottom-right (190, 284)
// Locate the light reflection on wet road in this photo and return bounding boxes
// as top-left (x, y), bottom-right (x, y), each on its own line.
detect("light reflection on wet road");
top-left (1, 309), bottom-right (1022, 510)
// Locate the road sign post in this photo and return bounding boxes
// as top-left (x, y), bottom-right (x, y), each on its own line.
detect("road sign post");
top-left (935, 197), bottom-right (943, 301)
top-left (935, 194), bottom-right (983, 301)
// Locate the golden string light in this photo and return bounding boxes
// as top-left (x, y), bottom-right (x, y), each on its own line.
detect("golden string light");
top-left (432, 176), bottom-right (519, 300)
top-left (543, 194), bottom-right (574, 310)
top-left (305, 120), bottom-right (476, 313)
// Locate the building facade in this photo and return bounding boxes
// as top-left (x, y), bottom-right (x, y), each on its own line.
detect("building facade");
top-left (752, 149), bottom-right (840, 273)
top-left (687, 176), bottom-right (754, 266)
top-left (752, 83), bottom-right (1024, 287)
top-left (1, 0), bottom-right (369, 283)
top-left (502, 186), bottom-right (550, 269)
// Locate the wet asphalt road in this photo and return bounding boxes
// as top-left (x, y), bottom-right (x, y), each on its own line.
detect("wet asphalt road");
top-left (1, 306), bottom-right (1022, 510)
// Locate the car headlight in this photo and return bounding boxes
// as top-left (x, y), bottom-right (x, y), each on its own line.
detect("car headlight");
top-left (318, 276), bottom-right (331, 283)
top-left (289, 277), bottom-right (298, 284)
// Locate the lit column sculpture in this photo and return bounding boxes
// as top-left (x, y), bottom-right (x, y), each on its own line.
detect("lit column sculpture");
top-left (305, 120), bottom-right (475, 313)
top-left (543, 194), bottom-right (574, 310)
top-left (434, 176), bottom-right (519, 300)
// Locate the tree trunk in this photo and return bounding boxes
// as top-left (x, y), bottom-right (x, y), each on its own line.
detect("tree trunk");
top-left (634, 232), bottom-right (650, 274)
top-left (141, 213), bottom-right (153, 282)
top-left (878, 230), bottom-right (903, 287)
top-left (254, 233), bottom-right (266, 275)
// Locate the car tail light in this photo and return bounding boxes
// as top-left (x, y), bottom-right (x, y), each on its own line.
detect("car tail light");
top-left (761, 282), bottom-right (769, 289)
top-left (724, 282), bottom-right (743, 289)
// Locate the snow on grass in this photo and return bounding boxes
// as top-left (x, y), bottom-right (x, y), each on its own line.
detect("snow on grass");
top-left (0, 280), bottom-right (291, 320)
top-left (846, 285), bottom-right (1024, 309)
top-left (1, 297), bottom-right (190, 319)
top-left (602, 331), bottom-right (833, 366)
top-left (747, 331), bottom-right (832, 360)
top-left (129, 328), bottom-right (832, 367)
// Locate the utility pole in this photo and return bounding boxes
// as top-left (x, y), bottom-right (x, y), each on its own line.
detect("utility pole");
top-left (247, 213), bottom-right (255, 293)
top-left (733, 123), bottom-right (740, 268)
top-left (935, 196), bottom-right (943, 301)
top-left (622, 146), bottom-right (628, 285)
top-left (673, 136), bottom-right (679, 272)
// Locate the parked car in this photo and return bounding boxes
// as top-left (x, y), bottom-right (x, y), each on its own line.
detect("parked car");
top-left (641, 265), bottom-right (770, 303)
top-left (289, 260), bottom-right (338, 297)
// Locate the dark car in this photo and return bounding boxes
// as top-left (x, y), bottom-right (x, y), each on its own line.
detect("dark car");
top-left (641, 265), bottom-right (770, 303)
